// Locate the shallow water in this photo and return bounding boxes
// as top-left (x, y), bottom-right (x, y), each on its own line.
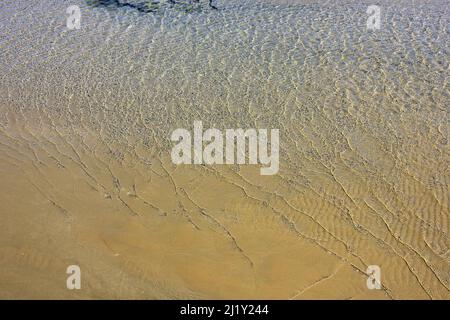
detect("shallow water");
top-left (0, 0), bottom-right (449, 299)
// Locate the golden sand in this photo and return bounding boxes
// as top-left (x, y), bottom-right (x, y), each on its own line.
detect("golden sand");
top-left (0, 0), bottom-right (448, 299)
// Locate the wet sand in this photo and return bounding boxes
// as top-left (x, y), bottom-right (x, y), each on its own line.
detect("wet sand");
top-left (0, 0), bottom-right (449, 299)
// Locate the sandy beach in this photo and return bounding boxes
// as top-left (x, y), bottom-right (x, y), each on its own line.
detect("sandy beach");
top-left (0, 0), bottom-right (448, 299)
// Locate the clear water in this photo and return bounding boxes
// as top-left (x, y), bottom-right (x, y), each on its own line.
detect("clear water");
top-left (0, 0), bottom-right (448, 298)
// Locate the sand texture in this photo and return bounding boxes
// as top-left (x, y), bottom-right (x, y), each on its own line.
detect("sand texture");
top-left (0, 0), bottom-right (449, 299)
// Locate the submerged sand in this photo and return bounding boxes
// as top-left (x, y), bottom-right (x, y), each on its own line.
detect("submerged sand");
top-left (0, 0), bottom-right (449, 299)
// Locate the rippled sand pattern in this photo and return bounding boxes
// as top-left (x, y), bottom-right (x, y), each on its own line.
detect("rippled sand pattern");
top-left (0, 0), bottom-right (449, 299)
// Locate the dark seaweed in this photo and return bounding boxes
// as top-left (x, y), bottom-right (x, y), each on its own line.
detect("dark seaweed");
top-left (85, 0), bottom-right (218, 13)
